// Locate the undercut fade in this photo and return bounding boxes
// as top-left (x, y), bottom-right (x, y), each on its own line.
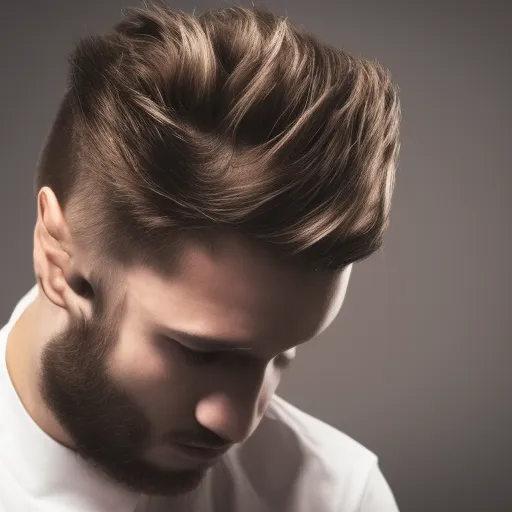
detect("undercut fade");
top-left (35, 2), bottom-right (401, 278)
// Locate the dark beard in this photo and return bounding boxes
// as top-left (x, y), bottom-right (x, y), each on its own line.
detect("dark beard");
top-left (39, 296), bottom-right (206, 497)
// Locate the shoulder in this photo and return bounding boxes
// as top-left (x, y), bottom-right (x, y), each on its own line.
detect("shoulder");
top-left (224, 394), bottom-right (384, 510)
top-left (267, 394), bottom-right (378, 480)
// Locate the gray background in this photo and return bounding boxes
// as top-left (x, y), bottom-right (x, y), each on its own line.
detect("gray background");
top-left (1, 1), bottom-right (510, 510)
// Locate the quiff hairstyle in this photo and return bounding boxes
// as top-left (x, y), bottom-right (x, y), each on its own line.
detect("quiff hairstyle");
top-left (35, 3), bottom-right (401, 284)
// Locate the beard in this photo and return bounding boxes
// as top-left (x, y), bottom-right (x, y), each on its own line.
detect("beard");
top-left (38, 292), bottom-right (207, 497)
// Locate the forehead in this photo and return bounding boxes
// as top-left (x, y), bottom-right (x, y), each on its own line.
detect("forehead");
top-left (124, 235), bottom-right (351, 350)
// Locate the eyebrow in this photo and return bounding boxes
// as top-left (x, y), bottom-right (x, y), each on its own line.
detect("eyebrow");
top-left (158, 326), bottom-right (254, 352)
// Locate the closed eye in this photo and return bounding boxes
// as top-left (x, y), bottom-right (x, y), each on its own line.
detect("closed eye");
top-left (180, 344), bottom-right (296, 369)
top-left (162, 333), bottom-right (296, 368)
top-left (179, 344), bottom-right (225, 364)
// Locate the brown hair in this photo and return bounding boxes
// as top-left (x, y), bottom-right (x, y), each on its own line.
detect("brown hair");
top-left (35, 3), bottom-right (401, 279)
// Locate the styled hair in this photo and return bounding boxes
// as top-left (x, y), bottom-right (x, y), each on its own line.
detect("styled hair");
top-left (35, 2), bottom-right (401, 278)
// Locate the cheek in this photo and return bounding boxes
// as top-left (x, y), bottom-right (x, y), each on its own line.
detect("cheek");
top-left (109, 337), bottom-right (168, 384)
top-left (108, 320), bottom-right (177, 384)
top-left (107, 328), bottom-right (198, 426)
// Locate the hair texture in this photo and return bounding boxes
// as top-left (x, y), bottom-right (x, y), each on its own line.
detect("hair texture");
top-left (35, 2), bottom-right (401, 279)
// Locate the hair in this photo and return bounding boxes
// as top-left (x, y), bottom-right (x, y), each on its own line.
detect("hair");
top-left (35, 2), bottom-right (401, 282)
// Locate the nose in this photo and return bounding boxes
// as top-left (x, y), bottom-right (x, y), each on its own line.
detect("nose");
top-left (195, 364), bottom-right (270, 444)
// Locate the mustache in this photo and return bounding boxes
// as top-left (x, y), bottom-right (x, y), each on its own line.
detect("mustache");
top-left (162, 428), bottom-right (231, 449)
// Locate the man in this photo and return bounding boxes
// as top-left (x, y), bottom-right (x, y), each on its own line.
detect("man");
top-left (0, 3), bottom-right (401, 511)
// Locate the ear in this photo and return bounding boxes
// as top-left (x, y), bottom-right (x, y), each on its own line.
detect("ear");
top-left (33, 187), bottom-right (94, 320)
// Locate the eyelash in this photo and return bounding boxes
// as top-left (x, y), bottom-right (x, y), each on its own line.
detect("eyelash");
top-left (179, 344), bottom-right (225, 364)
top-left (167, 337), bottom-right (294, 368)
top-left (182, 346), bottom-right (296, 371)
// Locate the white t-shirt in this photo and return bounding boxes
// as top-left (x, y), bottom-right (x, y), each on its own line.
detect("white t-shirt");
top-left (0, 285), bottom-right (399, 511)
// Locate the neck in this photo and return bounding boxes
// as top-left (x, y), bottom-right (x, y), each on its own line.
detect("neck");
top-left (5, 289), bottom-right (75, 449)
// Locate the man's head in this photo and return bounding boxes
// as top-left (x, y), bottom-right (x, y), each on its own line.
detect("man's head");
top-left (29, 3), bottom-right (400, 498)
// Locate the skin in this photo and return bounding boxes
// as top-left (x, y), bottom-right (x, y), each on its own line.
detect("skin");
top-left (6, 186), bottom-right (353, 497)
